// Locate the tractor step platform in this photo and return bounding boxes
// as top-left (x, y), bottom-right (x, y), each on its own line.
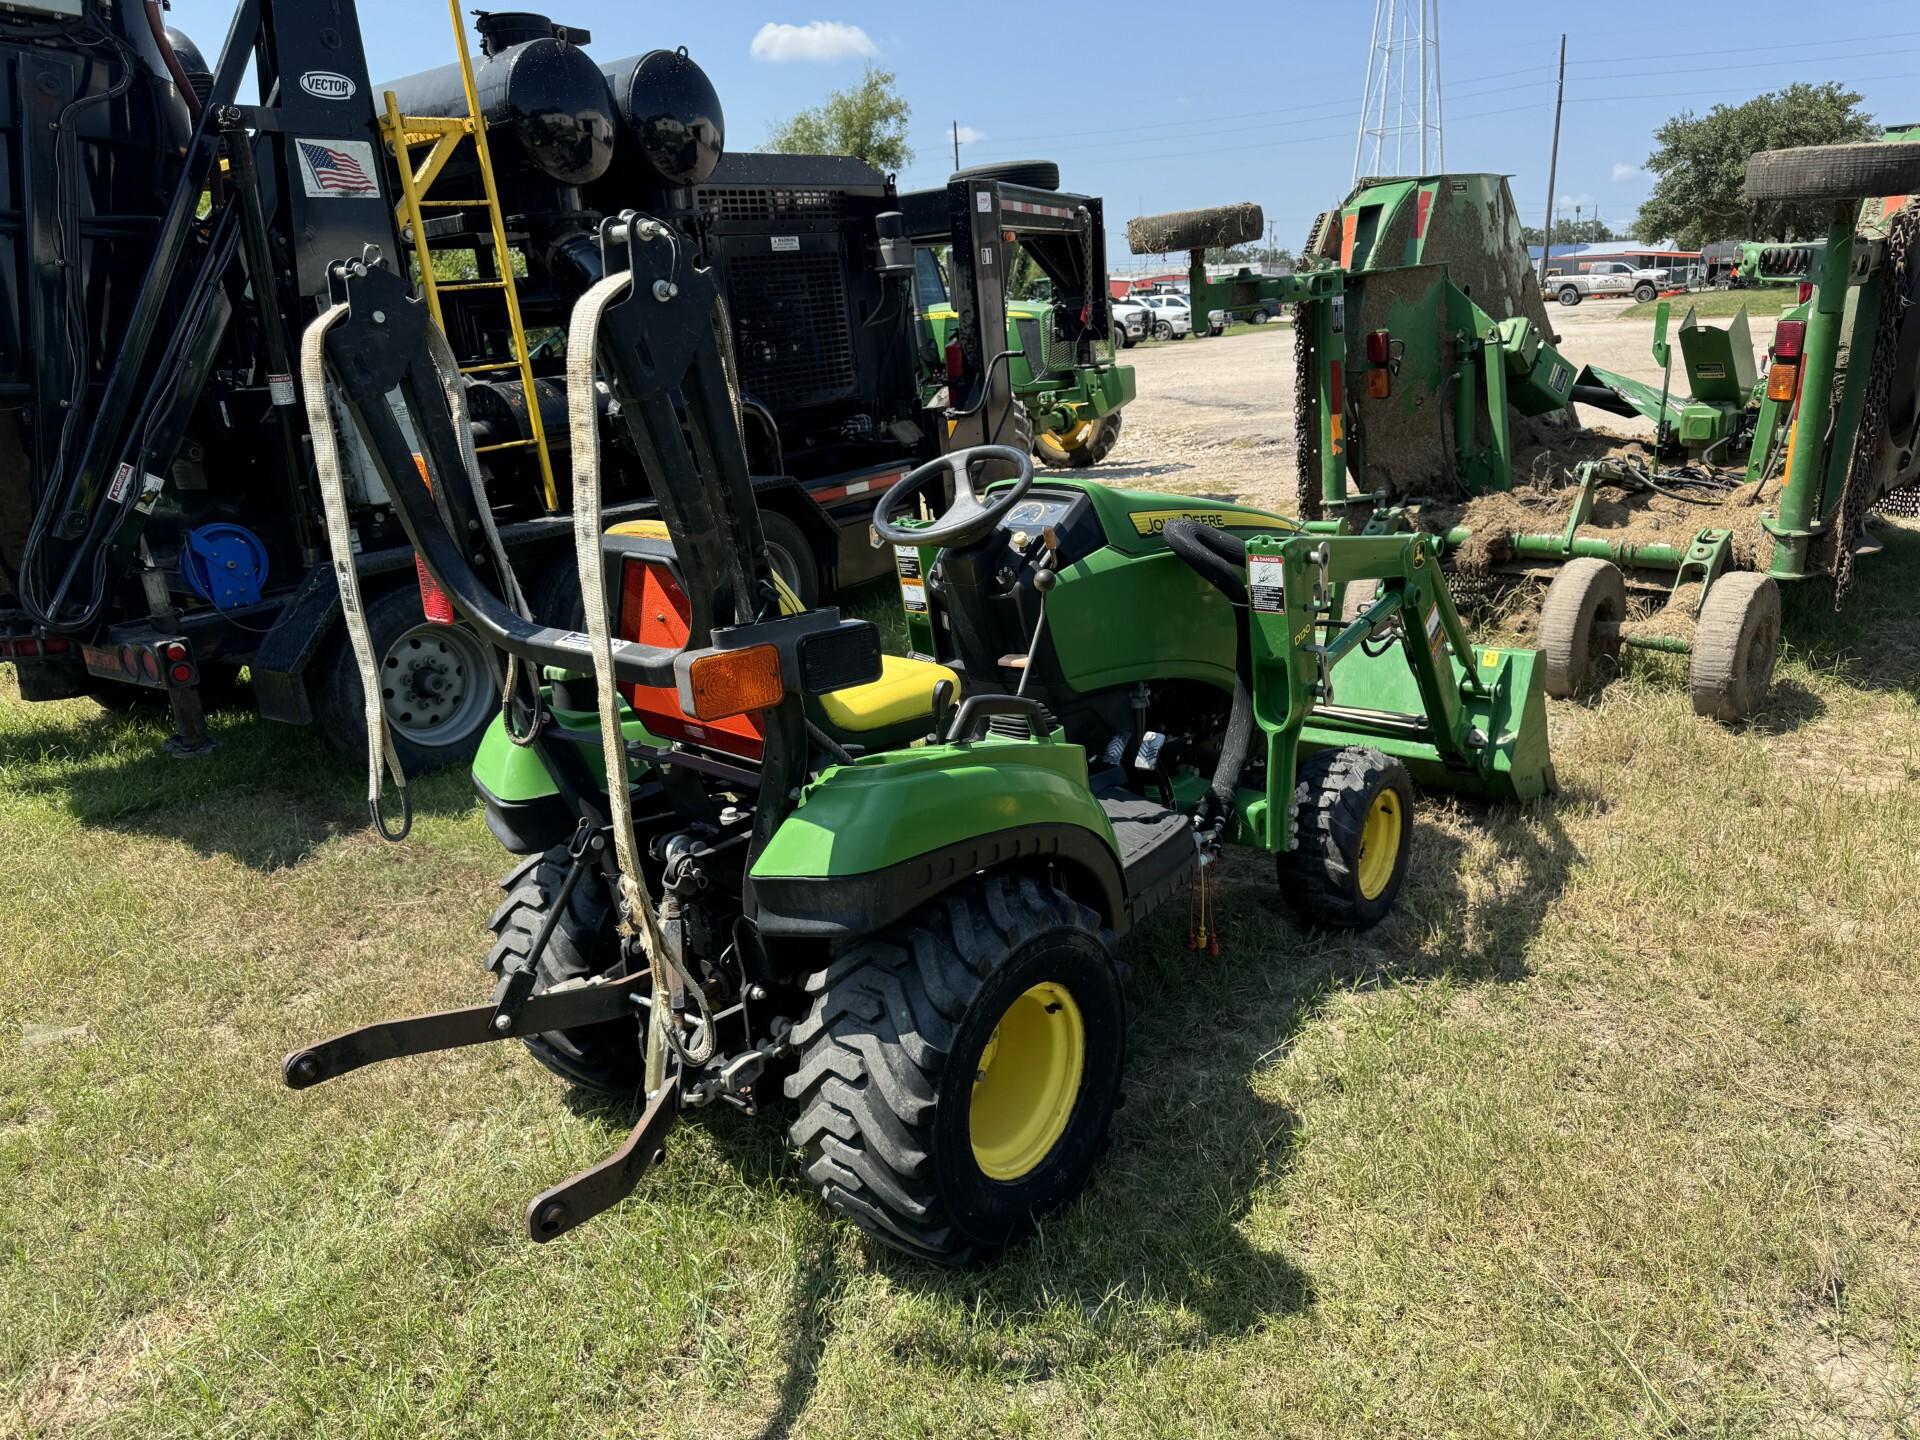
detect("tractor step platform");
top-left (1100, 789), bottom-right (1197, 930)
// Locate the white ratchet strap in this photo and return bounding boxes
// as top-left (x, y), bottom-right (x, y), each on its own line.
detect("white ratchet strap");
top-left (301, 303), bottom-right (410, 840)
top-left (568, 267), bottom-right (715, 1067)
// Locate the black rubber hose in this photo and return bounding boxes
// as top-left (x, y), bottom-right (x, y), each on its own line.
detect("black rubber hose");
top-left (1161, 520), bottom-right (1256, 828)
top-left (1160, 518), bottom-right (1248, 605)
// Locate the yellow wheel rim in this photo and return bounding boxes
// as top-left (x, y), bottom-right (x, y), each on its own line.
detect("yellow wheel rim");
top-left (969, 981), bottom-right (1085, 1181)
top-left (1356, 789), bottom-right (1403, 901)
top-left (1036, 421), bottom-right (1091, 464)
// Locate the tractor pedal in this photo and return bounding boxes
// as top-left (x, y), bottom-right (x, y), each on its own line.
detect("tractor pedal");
top-left (526, 1080), bottom-right (682, 1241)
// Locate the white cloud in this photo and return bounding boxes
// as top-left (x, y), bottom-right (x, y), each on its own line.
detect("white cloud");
top-left (1557, 192), bottom-right (1596, 212)
top-left (1611, 162), bottom-right (1645, 182)
top-left (750, 21), bottom-right (878, 63)
top-left (953, 124), bottom-right (986, 144)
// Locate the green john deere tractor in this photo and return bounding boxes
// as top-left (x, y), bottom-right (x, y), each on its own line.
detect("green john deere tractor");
top-left (1134, 130), bottom-right (1920, 723)
top-left (905, 163), bottom-right (1135, 470)
top-left (286, 176), bottom-right (1553, 1264)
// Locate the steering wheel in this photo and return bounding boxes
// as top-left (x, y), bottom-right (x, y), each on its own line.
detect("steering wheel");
top-left (871, 444), bottom-right (1035, 549)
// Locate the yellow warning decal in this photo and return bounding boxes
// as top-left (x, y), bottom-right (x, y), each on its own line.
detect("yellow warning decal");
top-left (1130, 508), bottom-right (1297, 537)
top-left (1480, 650), bottom-right (1502, 666)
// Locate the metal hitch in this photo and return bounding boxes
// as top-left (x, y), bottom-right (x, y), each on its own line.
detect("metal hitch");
top-left (526, 1081), bottom-right (683, 1242)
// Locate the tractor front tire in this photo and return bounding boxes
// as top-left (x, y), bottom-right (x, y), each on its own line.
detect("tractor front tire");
top-left (785, 874), bottom-right (1126, 1265)
top-left (1034, 411), bottom-right (1123, 469)
top-left (1540, 557), bottom-right (1626, 698)
top-left (1689, 572), bottom-right (1781, 723)
top-left (1277, 746), bottom-right (1413, 931)
top-left (486, 847), bottom-right (643, 1095)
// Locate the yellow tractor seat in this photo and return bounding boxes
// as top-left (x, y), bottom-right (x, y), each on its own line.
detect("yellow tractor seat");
top-left (812, 654), bottom-right (960, 749)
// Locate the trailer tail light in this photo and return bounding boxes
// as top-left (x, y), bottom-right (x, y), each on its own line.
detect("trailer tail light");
top-left (1366, 368), bottom-right (1392, 399)
top-left (1364, 330), bottom-right (1391, 365)
top-left (1773, 320), bottom-right (1805, 359)
top-left (685, 646), bottom-right (784, 721)
top-left (1767, 362), bottom-right (1800, 403)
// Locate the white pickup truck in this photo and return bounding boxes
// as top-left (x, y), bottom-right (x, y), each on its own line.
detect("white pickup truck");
top-left (1546, 260), bottom-right (1668, 306)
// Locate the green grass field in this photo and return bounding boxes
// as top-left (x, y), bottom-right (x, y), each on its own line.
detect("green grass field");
top-left (4, 528), bottom-right (1919, 1438)
top-left (1624, 286), bottom-right (1800, 321)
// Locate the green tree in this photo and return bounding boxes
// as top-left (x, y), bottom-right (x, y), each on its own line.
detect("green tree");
top-left (1520, 219), bottom-right (1619, 247)
top-left (766, 66), bottom-right (913, 170)
top-left (1632, 82), bottom-right (1874, 247)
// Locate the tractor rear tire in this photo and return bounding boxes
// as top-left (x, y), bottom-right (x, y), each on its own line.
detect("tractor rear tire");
top-left (785, 874), bottom-right (1125, 1265)
top-left (1689, 572), bottom-right (1781, 723)
top-left (950, 159), bottom-right (1060, 191)
top-left (1540, 557), bottom-right (1626, 698)
top-left (1277, 746), bottom-right (1413, 931)
top-left (759, 509), bottom-right (822, 610)
top-left (486, 847), bottom-right (643, 1095)
top-left (1745, 142), bottom-right (1920, 203)
top-left (1034, 411), bottom-right (1123, 469)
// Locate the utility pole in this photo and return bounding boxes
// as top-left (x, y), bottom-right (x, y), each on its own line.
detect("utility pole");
top-left (952, 120), bottom-right (960, 170)
top-left (1539, 33), bottom-right (1566, 283)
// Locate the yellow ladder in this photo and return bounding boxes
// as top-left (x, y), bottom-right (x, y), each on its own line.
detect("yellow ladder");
top-left (379, 0), bottom-right (558, 511)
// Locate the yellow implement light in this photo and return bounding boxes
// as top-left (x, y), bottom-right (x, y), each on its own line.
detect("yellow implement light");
top-left (687, 645), bottom-right (784, 720)
top-left (1766, 361), bottom-right (1799, 404)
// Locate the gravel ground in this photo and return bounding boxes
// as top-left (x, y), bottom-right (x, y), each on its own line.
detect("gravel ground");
top-left (1101, 301), bottom-right (1781, 511)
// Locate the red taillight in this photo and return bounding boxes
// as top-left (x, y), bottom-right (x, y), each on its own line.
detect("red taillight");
top-left (1773, 320), bottom-right (1805, 359)
top-left (14, 638), bottom-right (39, 658)
top-left (945, 336), bottom-right (966, 387)
top-left (170, 663), bottom-right (193, 684)
top-left (617, 554), bottom-right (766, 760)
top-left (1797, 282), bottom-right (1814, 305)
top-left (1365, 330), bottom-right (1391, 365)
top-left (43, 637), bottom-right (68, 655)
top-left (165, 641), bottom-right (187, 662)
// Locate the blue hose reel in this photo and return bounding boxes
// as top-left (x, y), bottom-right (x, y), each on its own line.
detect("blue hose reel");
top-left (180, 523), bottom-right (270, 610)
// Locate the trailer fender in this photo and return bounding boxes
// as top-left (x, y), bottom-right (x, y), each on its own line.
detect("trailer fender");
top-left (750, 739), bottom-right (1125, 940)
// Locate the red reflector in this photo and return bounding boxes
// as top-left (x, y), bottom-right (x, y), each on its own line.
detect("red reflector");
top-left (170, 663), bottom-right (193, 684)
top-left (43, 637), bottom-right (69, 655)
top-left (415, 554), bottom-right (455, 625)
top-left (1797, 282), bottom-right (1814, 304)
top-left (1773, 320), bottom-right (1805, 359)
top-left (945, 336), bottom-right (966, 387)
top-left (15, 638), bottom-right (39, 658)
top-left (1365, 330), bottom-right (1391, 365)
top-left (139, 650), bottom-right (160, 682)
top-left (1414, 189), bottom-right (1433, 239)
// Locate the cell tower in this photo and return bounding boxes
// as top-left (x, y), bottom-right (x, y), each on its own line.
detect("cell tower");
top-left (1352, 0), bottom-right (1445, 184)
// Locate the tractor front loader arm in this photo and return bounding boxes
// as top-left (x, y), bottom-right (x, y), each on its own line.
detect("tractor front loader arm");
top-left (1237, 532), bottom-right (1553, 852)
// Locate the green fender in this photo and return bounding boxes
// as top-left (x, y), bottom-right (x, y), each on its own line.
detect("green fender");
top-left (470, 687), bottom-right (663, 803)
top-left (749, 735), bottom-right (1125, 940)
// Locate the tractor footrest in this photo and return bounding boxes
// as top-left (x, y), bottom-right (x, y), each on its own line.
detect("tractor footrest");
top-left (1101, 790), bottom-right (1197, 931)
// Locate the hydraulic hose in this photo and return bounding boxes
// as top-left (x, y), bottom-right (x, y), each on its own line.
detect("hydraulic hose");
top-left (1160, 519), bottom-right (1256, 834)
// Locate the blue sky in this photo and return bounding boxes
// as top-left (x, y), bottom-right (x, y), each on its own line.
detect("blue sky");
top-left (167, 0), bottom-right (1920, 261)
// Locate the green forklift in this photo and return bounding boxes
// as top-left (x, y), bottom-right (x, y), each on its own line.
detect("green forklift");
top-left (283, 145), bottom-right (1553, 1263)
top-left (1133, 133), bottom-right (1920, 722)
top-left (904, 162), bottom-right (1136, 470)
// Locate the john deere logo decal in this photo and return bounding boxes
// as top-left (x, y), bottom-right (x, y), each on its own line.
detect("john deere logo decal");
top-left (299, 71), bottom-right (357, 101)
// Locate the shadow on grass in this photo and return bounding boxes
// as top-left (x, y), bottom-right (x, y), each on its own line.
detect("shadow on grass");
top-left (0, 700), bottom-right (477, 869)
top-left (548, 789), bottom-right (1579, 1433)
top-left (1778, 519), bottom-right (1920, 706)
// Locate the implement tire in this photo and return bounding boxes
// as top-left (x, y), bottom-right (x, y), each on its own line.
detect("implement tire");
top-left (1277, 746), bottom-right (1412, 931)
top-left (1689, 572), bottom-right (1781, 723)
top-left (1128, 202), bottom-right (1264, 255)
top-left (951, 159), bottom-right (1059, 190)
top-left (785, 874), bottom-right (1125, 1265)
top-left (486, 847), bottom-right (642, 1095)
top-left (1745, 142), bottom-right (1920, 203)
top-left (1540, 557), bottom-right (1626, 698)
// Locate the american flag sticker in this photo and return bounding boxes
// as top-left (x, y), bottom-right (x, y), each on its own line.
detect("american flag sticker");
top-left (295, 138), bottom-right (380, 199)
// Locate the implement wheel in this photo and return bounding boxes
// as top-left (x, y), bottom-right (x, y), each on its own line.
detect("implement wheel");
top-left (1034, 411), bottom-right (1123, 469)
top-left (487, 847), bottom-right (641, 1095)
top-left (1540, 557), bottom-right (1626, 698)
top-left (1745, 142), bottom-right (1920, 203)
top-left (1278, 746), bottom-right (1413, 931)
top-left (785, 874), bottom-right (1125, 1265)
top-left (1689, 572), bottom-right (1781, 723)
